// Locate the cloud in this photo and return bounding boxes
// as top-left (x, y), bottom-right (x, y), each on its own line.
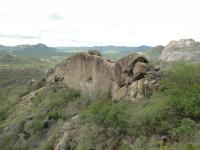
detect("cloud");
top-left (66, 39), bottom-right (103, 45)
top-left (40, 29), bottom-right (79, 34)
top-left (57, 39), bottom-right (96, 46)
top-left (0, 14), bottom-right (14, 18)
top-left (49, 13), bottom-right (65, 21)
top-left (0, 33), bottom-right (41, 39)
top-left (109, 24), bottom-right (120, 29)
top-left (67, 39), bottom-right (82, 43)
top-left (0, 14), bottom-right (30, 20)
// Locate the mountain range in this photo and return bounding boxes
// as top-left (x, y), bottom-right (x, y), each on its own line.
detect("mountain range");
top-left (1, 39), bottom-right (200, 62)
top-left (0, 44), bottom-right (152, 56)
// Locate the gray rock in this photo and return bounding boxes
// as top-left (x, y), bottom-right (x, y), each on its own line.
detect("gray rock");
top-left (130, 91), bottom-right (137, 98)
top-left (47, 52), bottom-right (160, 101)
top-left (160, 39), bottom-right (200, 62)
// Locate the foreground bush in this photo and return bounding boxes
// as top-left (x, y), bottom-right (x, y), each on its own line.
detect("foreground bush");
top-left (161, 62), bottom-right (200, 119)
top-left (170, 118), bottom-right (195, 141)
top-left (81, 100), bottom-right (133, 134)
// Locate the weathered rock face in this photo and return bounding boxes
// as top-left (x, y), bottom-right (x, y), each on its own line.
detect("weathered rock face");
top-left (47, 51), bottom-right (161, 100)
top-left (160, 39), bottom-right (200, 62)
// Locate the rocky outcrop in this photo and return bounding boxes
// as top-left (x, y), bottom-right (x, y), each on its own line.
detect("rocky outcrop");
top-left (0, 53), bottom-right (19, 63)
top-left (47, 51), bottom-right (161, 100)
top-left (160, 39), bottom-right (200, 62)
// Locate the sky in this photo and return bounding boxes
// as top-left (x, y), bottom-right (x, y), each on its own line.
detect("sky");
top-left (0, 0), bottom-right (200, 47)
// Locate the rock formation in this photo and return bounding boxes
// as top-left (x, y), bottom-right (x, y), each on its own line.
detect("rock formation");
top-left (47, 51), bottom-right (161, 100)
top-left (160, 39), bottom-right (200, 62)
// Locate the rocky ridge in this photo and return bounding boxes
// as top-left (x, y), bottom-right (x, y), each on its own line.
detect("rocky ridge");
top-left (160, 39), bottom-right (200, 62)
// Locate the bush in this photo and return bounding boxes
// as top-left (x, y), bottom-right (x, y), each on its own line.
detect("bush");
top-left (161, 62), bottom-right (200, 119)
top-left (186, 144), bottom-right (200, 150)
top-left (170, 118), bottom-right (194, 141)
top-left (80, 100), bottom-right (133, 134)
top-left (0, 96), bottom-right (8, 121)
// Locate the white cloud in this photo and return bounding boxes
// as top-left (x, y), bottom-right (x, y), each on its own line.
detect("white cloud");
top-left (49, 13), bottom-right (65, 21)
top-left (0, 33), bottom-right (41, 39)
top-left (0, 0), bottom-right (200, 46)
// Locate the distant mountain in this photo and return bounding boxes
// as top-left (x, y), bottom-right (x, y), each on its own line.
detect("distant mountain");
top-left (56, 45), bottom-right (152, 53)
top-left (0, 43), bottom-right (64, 57)
top-left (0, 44), bottom-right (152, 58)
top-left (0, 45), bottom-right (10, 55)
top-left (14, 44), bottom-right (62, 57)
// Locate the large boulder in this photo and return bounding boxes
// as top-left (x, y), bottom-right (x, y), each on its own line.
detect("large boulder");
top-left (47, 52), bottom-right (114, 95)
top-left (47, 51), bottom-right (160, 100)
top-left (112, 54), bottom-right (148, 87)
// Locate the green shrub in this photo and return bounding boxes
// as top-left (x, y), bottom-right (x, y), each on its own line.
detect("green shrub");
top-left (186, 144), bottom-right (200, 150)
top-left (77, 123), bottom-right (119, 150)
top-left (38, 120), bottom-right (64, 150)
top-left (31, 116), bottom-right (44, 131)
top-left (170, 118), bottom-right (194, 141)
top-left (80, 100), bottom-right (133, 134)
top-left (0, 96), bottom-right (8, 121)
top-left (161, 63), bottom-right (200, 119)
top-left (132, 136), bottom-right (148, 150)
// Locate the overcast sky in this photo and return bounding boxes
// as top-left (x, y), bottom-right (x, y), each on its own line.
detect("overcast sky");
top-left (0, 0), bottom-right (200, 46)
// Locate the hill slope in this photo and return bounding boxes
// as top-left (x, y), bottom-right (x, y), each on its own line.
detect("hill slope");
top-left (0, 54), bottom-right (200, 150)
top-left (144, 45), bottom-right (165, 60)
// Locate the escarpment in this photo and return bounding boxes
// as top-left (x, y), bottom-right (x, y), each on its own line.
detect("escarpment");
top-left (47, 51), bottom-right (161, 100)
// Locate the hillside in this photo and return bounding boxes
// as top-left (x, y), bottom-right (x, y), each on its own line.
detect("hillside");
top-left (14, 44), bottom-right (60, 57)
top-left (0, 52), bottom-right (200, 150)
top-left (0, 53), bottom-right (59, 69)
top-left (144, 45), bottom-right (165, 61)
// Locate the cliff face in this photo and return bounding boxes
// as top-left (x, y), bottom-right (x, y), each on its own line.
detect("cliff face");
top-left (47, 51), bottom-right (161, 101)
top-left (160, 39), bottom-right (200, 62)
